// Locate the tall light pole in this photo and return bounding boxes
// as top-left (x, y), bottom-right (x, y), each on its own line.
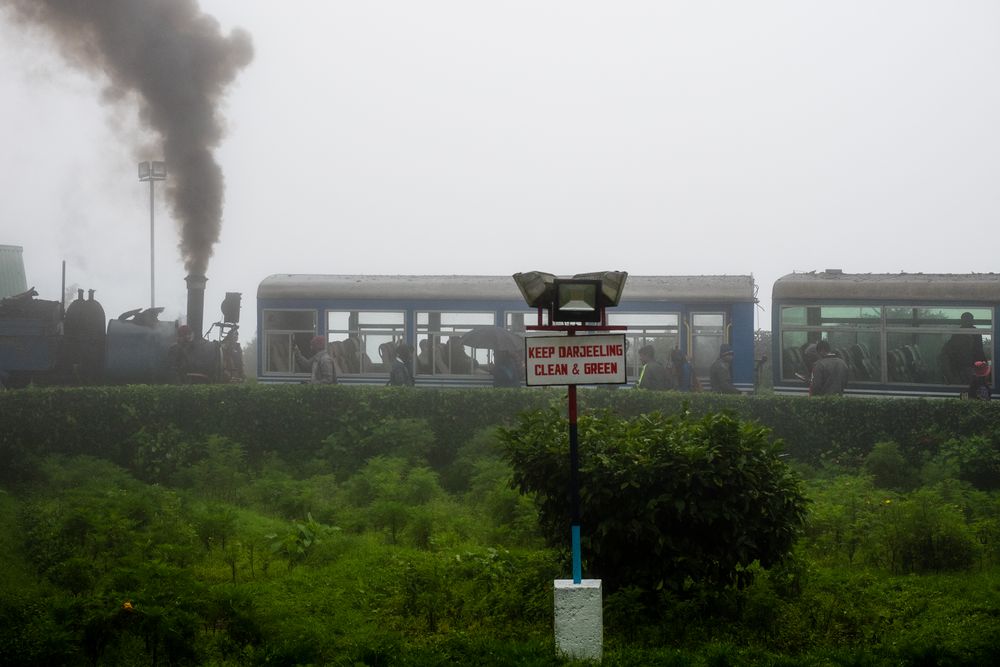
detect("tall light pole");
top-left (138, 161), bottom-right (166, 308)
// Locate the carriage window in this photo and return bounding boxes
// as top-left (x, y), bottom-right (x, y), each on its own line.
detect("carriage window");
top-left (780, 330), bottom-right (882, 383)
top-left (506, 311), bottom-right (537, 334)
top-left (262, 309), bottom-right (316, 374)
top-left (691, 313), bottom-right (726, 379)
top-left (326, 310), bottom-right (405, 375)
top-left (884, 307), bottom-right (992, 385)
top-left (607, 312), bottom-right (680, 381)
top-left (777, 303), bottom-right (998, 386)
top-left (778, 305), bottom-right (882, 383)
top-left (416, 311), bottom-right (494, 376)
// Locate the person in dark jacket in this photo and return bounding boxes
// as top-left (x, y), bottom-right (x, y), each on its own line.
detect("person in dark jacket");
top-left (670, 348), bottom-right (693, 392)
top-left (637, 345), bottom-right (670, 390)
top-left (709, 343), bottom-right (740, 394)
top-left (943, 312), bottom-right (987, 384)
top-left (809, 340), bottom-right (849, 396)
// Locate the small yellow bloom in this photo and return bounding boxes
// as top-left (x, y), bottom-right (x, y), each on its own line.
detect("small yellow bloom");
top-left (122, 601), bottom-right (134, 612)
top-left (883, 499), bottom-right (892, 505)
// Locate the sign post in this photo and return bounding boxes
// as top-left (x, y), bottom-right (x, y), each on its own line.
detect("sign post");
top-left (513, 270), bottom-right (628, 662)
top-left (524, 331), bottom-right (627, 582)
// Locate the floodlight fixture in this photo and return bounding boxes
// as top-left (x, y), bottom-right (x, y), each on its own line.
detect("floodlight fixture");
top-left (512, 270), bottom-right (629, 325)
top-left (573, 270), bottom-right (628, 307)
top-left (512, 271), bottom-right (556, 308)
top-left (552, 278), bottom-right (602, 323)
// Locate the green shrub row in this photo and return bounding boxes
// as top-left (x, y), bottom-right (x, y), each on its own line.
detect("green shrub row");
top-left (3, 385), bottom-right (1000, 485)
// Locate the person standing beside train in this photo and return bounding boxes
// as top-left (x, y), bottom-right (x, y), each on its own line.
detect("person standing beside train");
top-left (670, 348), bottom-right (694, 392)
top-left (294, 335), bottom-right (337, 384)
top-left (710, 343), bottom-right (741, 394)
top-left (809, 340), bottom-right (849, 396)
top-left (637, 345), bottom-right (671, 390)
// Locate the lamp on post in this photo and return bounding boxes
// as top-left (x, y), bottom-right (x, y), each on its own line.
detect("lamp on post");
top-left (138, 161), bottom-right (166, 308)
top-left (511, 270), bottom-right (628, 583)
top-left (514, 270), bottom-right (628, 326)
top-left (513, 270), bottom-right (627, 662)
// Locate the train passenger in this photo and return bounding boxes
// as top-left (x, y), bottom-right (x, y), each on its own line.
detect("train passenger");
top-left (293, 335), bottom-right (337, 384)
top-left (416, 339), bottom-right (447, 374)
top-left (670, 348), bottom-right (694, 392)
top-left (637, 345), bottom-right (670, 390)
top-left (447, 336), bottom-right (475, 374)
top-left (329, 341), bottom-right (350, 376)
top-left (489, 350), bottom-right (521, 388)
top-left (378, 342), bottom-right (395, 372)
top-left (339, 336), bottom-right (362, 374)
top-left (809, 340), bottom-right (849, 396)
top-left (388, 343), bottom-right (416, 386)
top-left (709, 343), bottom-right (741, 394)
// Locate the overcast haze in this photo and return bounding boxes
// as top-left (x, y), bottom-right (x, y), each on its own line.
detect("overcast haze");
top-left (3, 1), bottom-right (1000, 340)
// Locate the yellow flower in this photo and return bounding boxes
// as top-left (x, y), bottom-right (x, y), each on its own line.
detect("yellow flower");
top-left (122, 601), bottom-right (134, 612)
top-left (883, 499), bottom-right (892, 505)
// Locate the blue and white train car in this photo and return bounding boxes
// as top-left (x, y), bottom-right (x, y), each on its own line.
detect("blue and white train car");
top-left (257, 274), bottom-right (758, 388)
top-left (772, 270), bottom-right (999, 397)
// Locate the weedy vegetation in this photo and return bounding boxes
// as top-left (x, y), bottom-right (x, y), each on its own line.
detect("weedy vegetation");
top-left (1, 385), bottom-right (999, 665)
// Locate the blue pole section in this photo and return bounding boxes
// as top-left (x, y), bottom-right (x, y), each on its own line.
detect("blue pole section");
top-left (571, 525), bottom-right (582, 583)
top-left (568, 383), bottom-right (581, 584)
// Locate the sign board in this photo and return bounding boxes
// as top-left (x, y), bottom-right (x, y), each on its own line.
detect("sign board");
top-left (525, 334), bottom-right (627, 386)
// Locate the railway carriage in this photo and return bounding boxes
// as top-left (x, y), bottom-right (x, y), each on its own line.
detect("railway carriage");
top-left (256, 274), bottom-right (758, 388)
top-left (772, 270), bottom-right (999, 397)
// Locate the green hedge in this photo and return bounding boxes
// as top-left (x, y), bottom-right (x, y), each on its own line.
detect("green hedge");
top-left (2, 385), bottom-right (999, 484)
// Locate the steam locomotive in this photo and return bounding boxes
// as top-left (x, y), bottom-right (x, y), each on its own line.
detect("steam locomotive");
top-left (0, 272), bottom-right (243, 389)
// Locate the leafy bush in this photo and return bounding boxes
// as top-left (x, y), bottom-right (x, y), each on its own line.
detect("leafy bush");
top-left (500, 408), bottom-right (807, 593)
top-left (938, 434), bottom-right (1000, 490)
top-left (864, 441), bottom-right (918, 491)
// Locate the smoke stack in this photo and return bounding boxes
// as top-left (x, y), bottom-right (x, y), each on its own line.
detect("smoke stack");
top-left (185, 273), bottom-right (207, 339)
top-left (2, 0), bottom-right (253, 277)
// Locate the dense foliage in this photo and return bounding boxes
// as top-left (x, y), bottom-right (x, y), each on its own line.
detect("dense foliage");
top-left (4, 384), bottom-right (1000, 485)
top-left (1, 385), bottom-right (1000, 665)
top-left (500, 408), bottom-right (807, 592)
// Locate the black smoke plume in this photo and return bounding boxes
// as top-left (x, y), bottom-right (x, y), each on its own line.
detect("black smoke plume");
top-left (1, 0), bottom-right (253, 275)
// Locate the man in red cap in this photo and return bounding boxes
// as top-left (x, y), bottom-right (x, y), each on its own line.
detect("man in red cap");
top-left (293, 335), bottom-right (336, 384)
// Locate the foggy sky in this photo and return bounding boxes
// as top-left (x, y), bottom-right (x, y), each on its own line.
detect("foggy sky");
top-left (2, 1), bottom-right (999, 339)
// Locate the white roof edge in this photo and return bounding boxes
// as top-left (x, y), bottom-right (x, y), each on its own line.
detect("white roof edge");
top-left (774, 271), bottom-right (1000, 301)
top-left (257, 274), bottom-right (757, 303)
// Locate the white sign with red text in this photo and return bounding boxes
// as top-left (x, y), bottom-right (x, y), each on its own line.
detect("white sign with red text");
top-left (525, 334), bottom-right (627, 386)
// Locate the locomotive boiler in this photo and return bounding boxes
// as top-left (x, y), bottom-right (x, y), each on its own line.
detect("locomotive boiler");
top-left (0, 273), bottom-right (243, 389)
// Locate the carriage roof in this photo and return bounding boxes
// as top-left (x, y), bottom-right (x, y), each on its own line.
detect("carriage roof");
top-left (258, 274), bottom-right (757, 303)
top-left (773, 271), bottom-right (1000, 301)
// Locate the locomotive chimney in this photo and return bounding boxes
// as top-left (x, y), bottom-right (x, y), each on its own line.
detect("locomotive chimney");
top-left (185, 273), bottom-right (207, 338)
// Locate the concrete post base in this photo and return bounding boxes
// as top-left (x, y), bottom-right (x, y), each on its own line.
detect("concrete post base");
top-left (553, 579), bottom-right (603, 662)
